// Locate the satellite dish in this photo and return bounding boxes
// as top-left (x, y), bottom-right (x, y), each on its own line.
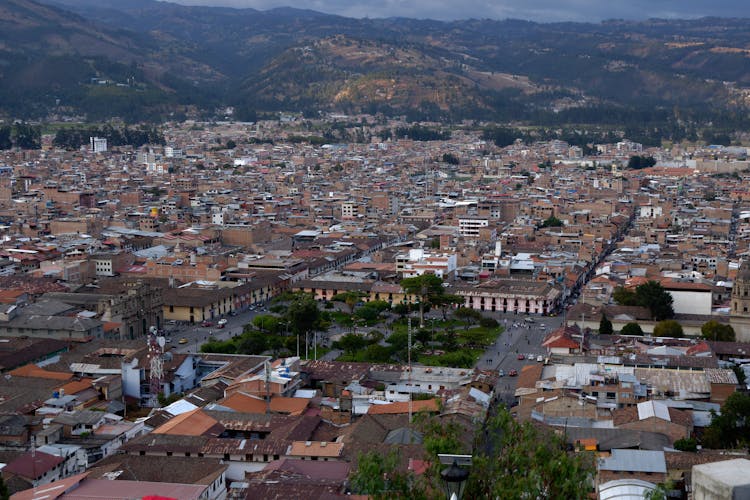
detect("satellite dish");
top-left (157, 337), bottom-right (166, 348)
top-left (149, 326), bottom-right (158, 334)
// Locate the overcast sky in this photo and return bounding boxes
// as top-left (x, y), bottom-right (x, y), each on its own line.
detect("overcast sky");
top-left (166, 0), bottom-right (750, 22)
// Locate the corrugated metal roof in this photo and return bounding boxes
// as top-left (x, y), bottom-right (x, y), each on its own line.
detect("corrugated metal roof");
top-left (599, 449), bottom-right (666, 473)
top-left (637, 400), bottom-right (671, 422)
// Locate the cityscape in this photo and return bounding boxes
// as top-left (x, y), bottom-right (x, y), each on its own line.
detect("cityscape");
top-left (1, 1), bottom-right (750, 500)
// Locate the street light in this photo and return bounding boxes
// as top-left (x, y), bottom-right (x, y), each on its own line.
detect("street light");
top-left (440, 459), bottom-right (470, 500)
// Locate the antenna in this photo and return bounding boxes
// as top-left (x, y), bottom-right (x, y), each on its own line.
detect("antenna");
top-left (408, 316), bottom-right (413, 431)
top-left (265, 360), bottom-right (271, 415)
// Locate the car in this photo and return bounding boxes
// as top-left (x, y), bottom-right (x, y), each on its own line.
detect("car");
top-left (497, 369), bottom-right (505, 377)
top-left (201, 320), bottom-right (213, 327)
top-left (165, 338), bottom-right (172, 343)
top-left (517, 353), bottom-right (525, 360)
top-left (508, 369), bottom-right (518, 376)
top-left (218, 318), bottom-right (228, 326)
top-left (537, 355), bottom-right (544, 363)
top-left (178, 338), bottom-right (188, 344)
top-left (527, 353), bottom-right (535, 360)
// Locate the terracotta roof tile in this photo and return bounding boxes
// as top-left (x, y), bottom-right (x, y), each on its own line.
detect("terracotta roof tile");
top-left (367, 399), bottom-right (439, 415)
top-left (152, 409), bottom-right (224, 437)
top-left (288, 440), bottom-right (344, 458)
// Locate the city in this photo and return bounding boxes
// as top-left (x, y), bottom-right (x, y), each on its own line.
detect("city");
top-left (2, 0), bottom-right (750, 498)
top-left (0, 115), bottom-right (749, 498)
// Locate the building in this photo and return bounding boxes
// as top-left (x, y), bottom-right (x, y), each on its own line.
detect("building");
top-left (730, 260), bottom-right (750, 342)
top-left (692, 458), bottom-right (750, 500)
top-left (89, 137), bottom-right (107, 153)
top-left (458, 217), bottom-right (490, 239)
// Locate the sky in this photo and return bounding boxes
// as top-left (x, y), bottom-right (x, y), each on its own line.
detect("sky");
top-left (167, 0), bottom-right (750, 22)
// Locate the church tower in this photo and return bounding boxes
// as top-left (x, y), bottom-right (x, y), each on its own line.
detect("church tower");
top-left (730, 260), bottom-right (750, 342)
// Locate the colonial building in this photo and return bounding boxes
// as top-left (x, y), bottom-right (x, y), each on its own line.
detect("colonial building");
top-left (730, 260), bottom-right (750, 342)
top-left (455, 278), bottom-right (562, 315)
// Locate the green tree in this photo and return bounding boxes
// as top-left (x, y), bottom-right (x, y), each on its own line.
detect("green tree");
top-left (400, 274), bottom-right (446, 327)
top-left (612, 286), bottom-right (637, 306)
top-left (335, 333), bottom-right (369, 354)
top-left (653, 319), bottom-right (683, 338)
top-left (433, 293), bottom-right (464, 320)
top-left (701, 320), bottom-right (735, 342)
top-left (620, 322), bottom-right (644, 336)
top-left (626, 155), bottom-right (656, 170)
top-left (226, 139), bottom-right (236, 149)
top-left (332, 291), bottom-right (367, 314)
top-left (284, 292), bottom-right (322, 357)
top-left (236, 331), bottom-right (269, 354)
top-left (442, 152), bottom-right (460, 165)
top-left (465, 409), bottom-right (594, 499)
top-left (599, 313), bottom-right (613, 335)
top-left (349, 449), bottom-right (426, 499)
top-left (0, 472), bottom-right (7, 500)
top-left (702, 392), bottom-right (750, 449)
top-left (13, 123), bottom-right (41, 149)
top-left (540, 216), bottom-right (564, 228)
top-left (454, 307), bottom-right (482, 329)
top-left (673, 437), bottom-right (698, 452)
top-left (0, 126), bottom-right (11, 150)
top-left (635, 281), bottom-right (674, 320)
top-left (392, 302), bottom-right (412, 317)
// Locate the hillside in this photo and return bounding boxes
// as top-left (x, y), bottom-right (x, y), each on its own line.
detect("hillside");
top-left (5, 0), bottom-right (750, 126)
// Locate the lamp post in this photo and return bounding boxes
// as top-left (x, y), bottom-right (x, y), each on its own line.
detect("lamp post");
top-left (440, 460), bottom-right (470, 500)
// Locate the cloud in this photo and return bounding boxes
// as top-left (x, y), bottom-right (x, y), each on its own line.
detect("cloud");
top-left (166, 0), bottom-right (750, 22)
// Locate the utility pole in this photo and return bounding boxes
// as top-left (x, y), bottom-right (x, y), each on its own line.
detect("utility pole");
top-left (408, 317), bottom-right (413, 431)
top-left (265, 360), bottom-right (271, 415)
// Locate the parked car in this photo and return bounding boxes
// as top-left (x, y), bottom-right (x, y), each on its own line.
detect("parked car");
top-left (178, 338), bottom-right (188, 344)
top-left (527, 353), bottom-right (535, 360)
top-left (508, 369), bottom-right (518, 376)
top-left (217, 318), bottom-right (228, 326)
top-left (201, 320), bottom-right (213, 327)
top-left (517, 354), bottom-right (525, 360)
top-left (498, 369), bottom-right (505, 377)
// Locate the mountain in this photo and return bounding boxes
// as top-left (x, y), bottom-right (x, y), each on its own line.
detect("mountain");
top-left (5, 0), bottom-right (750, 128)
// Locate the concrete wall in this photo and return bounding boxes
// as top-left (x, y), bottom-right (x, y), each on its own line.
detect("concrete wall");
top-left (693, 460), bottom-right (750, 500)
top-left (668, 290), bottom-right (712, 316)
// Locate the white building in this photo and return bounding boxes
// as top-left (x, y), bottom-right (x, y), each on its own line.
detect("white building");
top-left (396, 249), bottom-right (457, 279)
top-left (90, 137), bottom-right (107, 153)
top-left (458, 217), bottom-right (489, 238)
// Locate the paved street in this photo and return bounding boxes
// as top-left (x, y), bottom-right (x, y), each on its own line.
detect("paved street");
top-left (169, 305), bottom-right (265, 354)
top-left (475, 312), bottom-right (564, 407)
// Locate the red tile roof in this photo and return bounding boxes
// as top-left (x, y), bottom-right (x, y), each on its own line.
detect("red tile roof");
top-left (3, 450), bottom-right (63, 480)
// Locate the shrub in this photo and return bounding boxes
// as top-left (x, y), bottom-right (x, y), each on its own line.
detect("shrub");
top-left (479, 317), bottom-right (499, 328)
top-left (673, 438), bottom-right (697, 452)
top-left (620, 322), bottom-right (643, 336)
